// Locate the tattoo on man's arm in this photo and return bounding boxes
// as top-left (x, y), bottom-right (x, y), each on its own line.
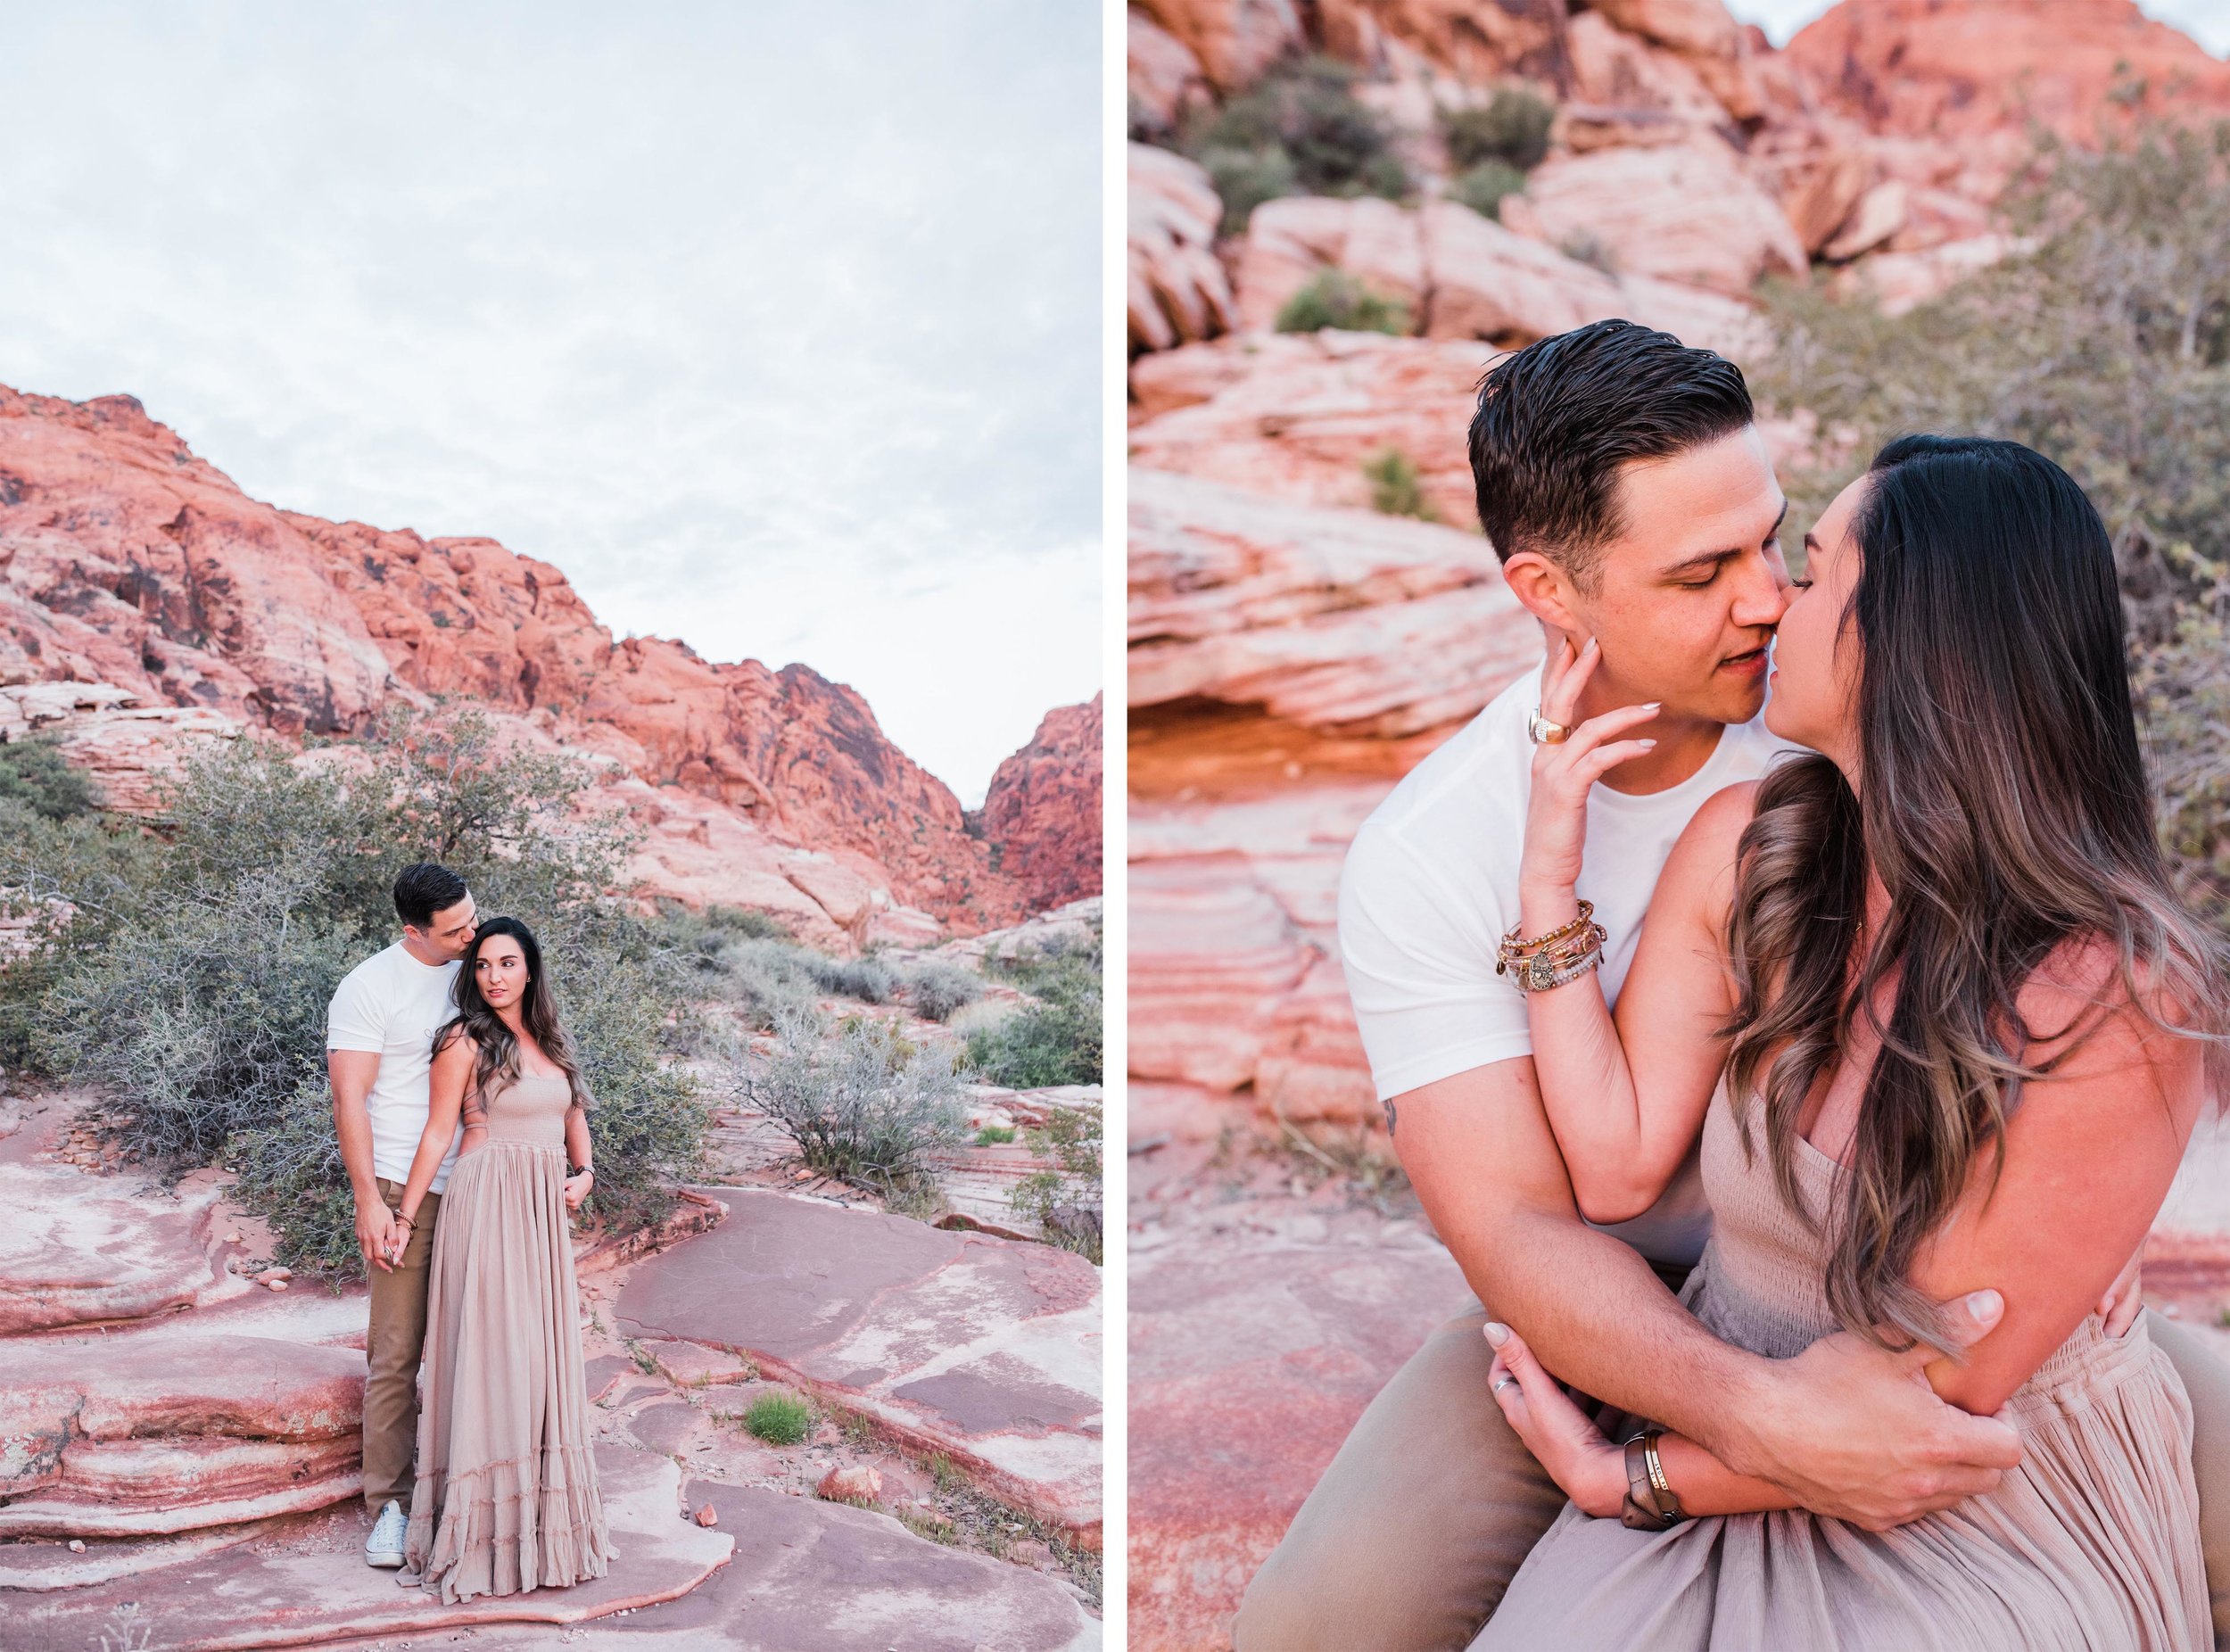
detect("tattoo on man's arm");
top-left (1382, 1097), bottom-right (1398, 1137)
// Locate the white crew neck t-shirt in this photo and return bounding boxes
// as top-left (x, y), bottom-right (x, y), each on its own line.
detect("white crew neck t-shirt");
top-left (326, 941), bottom-right (464, 1194)
top-left (1338, 665), bottom-right (1800, 1267)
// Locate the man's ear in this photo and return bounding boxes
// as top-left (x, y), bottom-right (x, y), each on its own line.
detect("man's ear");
top-left (1499, 549), bottom-right (1584, 637)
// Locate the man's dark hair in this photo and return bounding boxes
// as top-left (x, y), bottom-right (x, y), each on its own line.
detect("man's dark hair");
top-left (392, 863), bottom-right (469, 929)
top-left (1469, 318), bottom-right (1755, 586)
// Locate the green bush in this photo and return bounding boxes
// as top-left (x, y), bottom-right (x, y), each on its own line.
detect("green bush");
top-left (1750, 120), bottom-right (2230, 926)
top-left (1363, 449), bottom-right (1439, 521)
top-left (1011, 1103), bottom-right (1103, 1264)
top-left (1450, 159), bottom-right (1527, 222)
top-left (2, 703), bottom-right (711, 1273)
top-left (742, 1391), bottom-right (813, 1446)
top-left (903, 960), bottom-right (983, 1023)
top-left (1441, 89), bottom-right (1555, 173)
top-left (1184, 55), bottom-right (1411, 234)
top-left (739, 1007), bottom-right (970, 1199)
top-left (0, 738), bottom-right (99, 821)
top-left (974, 1124), bottom-right (1016, 1145)
top-left (1275, 269), bottom-right (1412, 336)
top-left (966, 925), bottom-right (1103, 1089)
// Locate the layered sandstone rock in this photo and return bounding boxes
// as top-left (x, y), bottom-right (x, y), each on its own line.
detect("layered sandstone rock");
top-left (1130, 470), bottom-right (1534, 735)
top-left (1516, 142), bottom-right (1807, 295)
top-left (1315, 0), bottom-right (1570, 87)
top-left (0, 383), bottom-right (1095, 935)
top-left (1129, 144), bottom-right (1236, 353)
top-left (1132, 0), bottom-right (1303, 93)
top-left (1787, 0), bottom-right (2230, 147)
top-left (975, 694), bottom-right (1105, 913)
top-left (1129, 9), bottom-right (1212, 133)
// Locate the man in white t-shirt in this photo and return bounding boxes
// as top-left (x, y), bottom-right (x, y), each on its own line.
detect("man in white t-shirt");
top-left (1235, 321), bottom-right (2230, 1648)
top-left (327, 862), bottom-right (476, 1569)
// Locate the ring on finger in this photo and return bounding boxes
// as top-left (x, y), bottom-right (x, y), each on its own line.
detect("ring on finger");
top-left (1526, 708), bottom-right (1570, 746)
top-left (1492, 1374), bottom-right (1517, 1394)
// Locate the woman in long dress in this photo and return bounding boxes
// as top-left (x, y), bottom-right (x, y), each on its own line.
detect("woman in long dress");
top-left (1473, 435), bottom-right (2227, 1648)
top-left (391, 914), bottom-right (611, 1603)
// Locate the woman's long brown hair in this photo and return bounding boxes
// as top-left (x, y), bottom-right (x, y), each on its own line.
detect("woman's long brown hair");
top-left (435, 915), bottom-right (589, 1124)
top-left (1724, 434), bottom-right (2229, 1350)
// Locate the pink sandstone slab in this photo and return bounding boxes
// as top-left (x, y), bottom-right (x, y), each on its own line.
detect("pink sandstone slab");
top-left (1127, 1227), bottom-right (1468, 1652)
top-left (322, 1479), bottom-right (1099, 1651)
top-left (3, 1444), bottom-right (731, 1649)
top-left (0, 1162), bottom-right (246, 1334)
top-left (615, 1188), bottom-right (1102, 1544)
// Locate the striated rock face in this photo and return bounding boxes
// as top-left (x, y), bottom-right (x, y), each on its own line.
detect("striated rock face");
top-left (975, 694), bottom-right (1104, 914)
top-left (1130, 144), bottom-right (1235, 354)
top-left (1515, 143), bottom-right (1808, 296)
top-left (1787, 0), bottom-right (2230, 145)
top-left (1132, 0), bottom-right (1303, 93)
top-left (1130, 470), bottom-right (1532, 737)
top-left (0, 383), bottom-right (1098, 934)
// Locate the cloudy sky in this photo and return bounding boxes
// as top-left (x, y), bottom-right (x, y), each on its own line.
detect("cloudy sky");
top-left (0, 3), bottom-right (1100, 806)
top-left (1727, 0), bottom-right (2230, 52)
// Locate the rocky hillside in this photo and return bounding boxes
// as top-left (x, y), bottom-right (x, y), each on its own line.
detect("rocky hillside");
top-left (0, 383), bottom-right (1099, 944)
top-left (974, 692), bottom-right (1105, 913)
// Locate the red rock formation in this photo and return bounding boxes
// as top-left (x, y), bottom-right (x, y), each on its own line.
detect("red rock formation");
top-left (0, 383), bottom-right (1100, 931)
top-left (975, 693), bottom-right (1104, 913)
top-left (1788, 0), bottom-right (2230, 145)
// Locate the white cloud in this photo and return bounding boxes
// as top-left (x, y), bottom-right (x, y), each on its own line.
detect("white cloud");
top-left (0, 0), bottom-right (1100, 805)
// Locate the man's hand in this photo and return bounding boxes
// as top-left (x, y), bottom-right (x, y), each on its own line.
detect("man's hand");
top-left (356, 1197), bottom-right (400, 1275)
top-left (1720, 1288), bottom-right (2025, 1531)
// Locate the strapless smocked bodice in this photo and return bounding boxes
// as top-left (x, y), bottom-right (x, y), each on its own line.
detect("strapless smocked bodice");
top-left (1688, 1083), bottom-right (2158, 1426)
top-left (468, 1070), bottom-right (574, 1151)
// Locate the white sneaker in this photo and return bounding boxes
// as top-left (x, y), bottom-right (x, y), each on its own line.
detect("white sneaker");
top-left (365, 1499), bottom-right (408, 1568)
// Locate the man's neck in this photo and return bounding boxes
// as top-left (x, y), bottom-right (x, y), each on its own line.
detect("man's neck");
top-left (398, 932), bottom-right (450, 968)
top-left (1572, 670), bottom-right (1728, 797)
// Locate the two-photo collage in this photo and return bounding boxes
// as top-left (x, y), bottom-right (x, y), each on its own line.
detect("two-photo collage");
top-left (7, 0), bottom-right (2230, 1647)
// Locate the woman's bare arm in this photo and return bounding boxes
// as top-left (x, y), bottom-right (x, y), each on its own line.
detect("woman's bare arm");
top-left (1517, 781), bottom-right (1755, 1222)
top-left (396, 1033), bottom-right (474, 1228)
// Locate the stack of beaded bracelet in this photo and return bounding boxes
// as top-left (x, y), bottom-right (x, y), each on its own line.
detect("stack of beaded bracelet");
top-left (1493, 898), bottom-right (1607, 993)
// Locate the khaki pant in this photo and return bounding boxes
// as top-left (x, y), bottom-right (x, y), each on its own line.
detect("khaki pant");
top-left (1235, 1300), bottom-right (2230, 1652)
top-left (362, 1177), bottom-right (440, 1513)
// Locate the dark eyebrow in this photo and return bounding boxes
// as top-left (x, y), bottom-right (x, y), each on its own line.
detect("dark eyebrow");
top-left (1660, 500), bottom-right (1790, 581)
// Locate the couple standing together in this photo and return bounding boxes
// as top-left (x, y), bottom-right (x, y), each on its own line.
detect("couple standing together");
top-left (1239, 322), bottom-right (2230, 1648)
top-left (327, 862), bottom-right (611, 1601)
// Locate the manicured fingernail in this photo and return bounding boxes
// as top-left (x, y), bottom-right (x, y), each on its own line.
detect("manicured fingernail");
top-left (1483, 1321), bottom-right (1510, 1346)
top-left (1643, 701), bottom-right (1661, 710)
top-left (1638, 739), bottom-right (1656, 749)
top-left (1966, 1289), bottom-right (2003, 1325)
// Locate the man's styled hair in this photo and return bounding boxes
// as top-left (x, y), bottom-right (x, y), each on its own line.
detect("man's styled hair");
top-left (392, 863), bottom-right (469, 929)
top-left (1468, 318), bottom-right (1755, 585)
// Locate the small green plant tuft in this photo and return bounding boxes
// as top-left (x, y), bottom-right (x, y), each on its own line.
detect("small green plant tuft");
top-left (974, 1124), bottom-right (1017, 1145)
top-left (1363, 449), bottom-right (1439, 521)
top-left (1450, 159), bottom-right (1527, 222)
top-left (1441, 88), bottom-right (1555, 173)
top-left (743, 1391), bottom-right (814, 1445)
top-left (1275, 269), bottom-right (1411, 336)
top-left (0, 737), bottom-right (99, 821)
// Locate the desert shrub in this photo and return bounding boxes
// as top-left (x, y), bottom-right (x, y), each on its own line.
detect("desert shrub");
top-left (974, 1124), bottom-right (1016, 1145)
top-left (739, 1006), bottom-right (970, 1198)
top-left (966, 925), bottom-right (1103, 1088)
top-left (690, 936), bottom-right (903, 1028)
top-left (1450, 159), bottom-right (1527, 222)
top-left (0, 737), bottom-right (99, 821)
top-left (1185, 55), bottom-right (1411, 234)
top-left (1011, 1103), bottom-right (1103, 1264)
top-left (1752, 120), bottom-right (2230, 926)
top-left (903, 960), bottom-right (983, 1022)
top-left (742, 1391), bottom-right (814, 1445)
top-left (1275, 269), bottom-right (1411, 335)
top-left (1363, 449), bottom-right (1438, 520)
top-left (795, 951), bottom-right (896, 1004)
top-left (1441, 88), bottom-right (1555, 173)
top-left (5, 703), bottom-right (710, 1272)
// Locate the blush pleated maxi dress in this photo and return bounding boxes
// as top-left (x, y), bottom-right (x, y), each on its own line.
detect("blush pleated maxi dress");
top-left (1474, 1085), bottom-right (2209, 1652)
top-left (404, 1070), bottom-right (611, 1603)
